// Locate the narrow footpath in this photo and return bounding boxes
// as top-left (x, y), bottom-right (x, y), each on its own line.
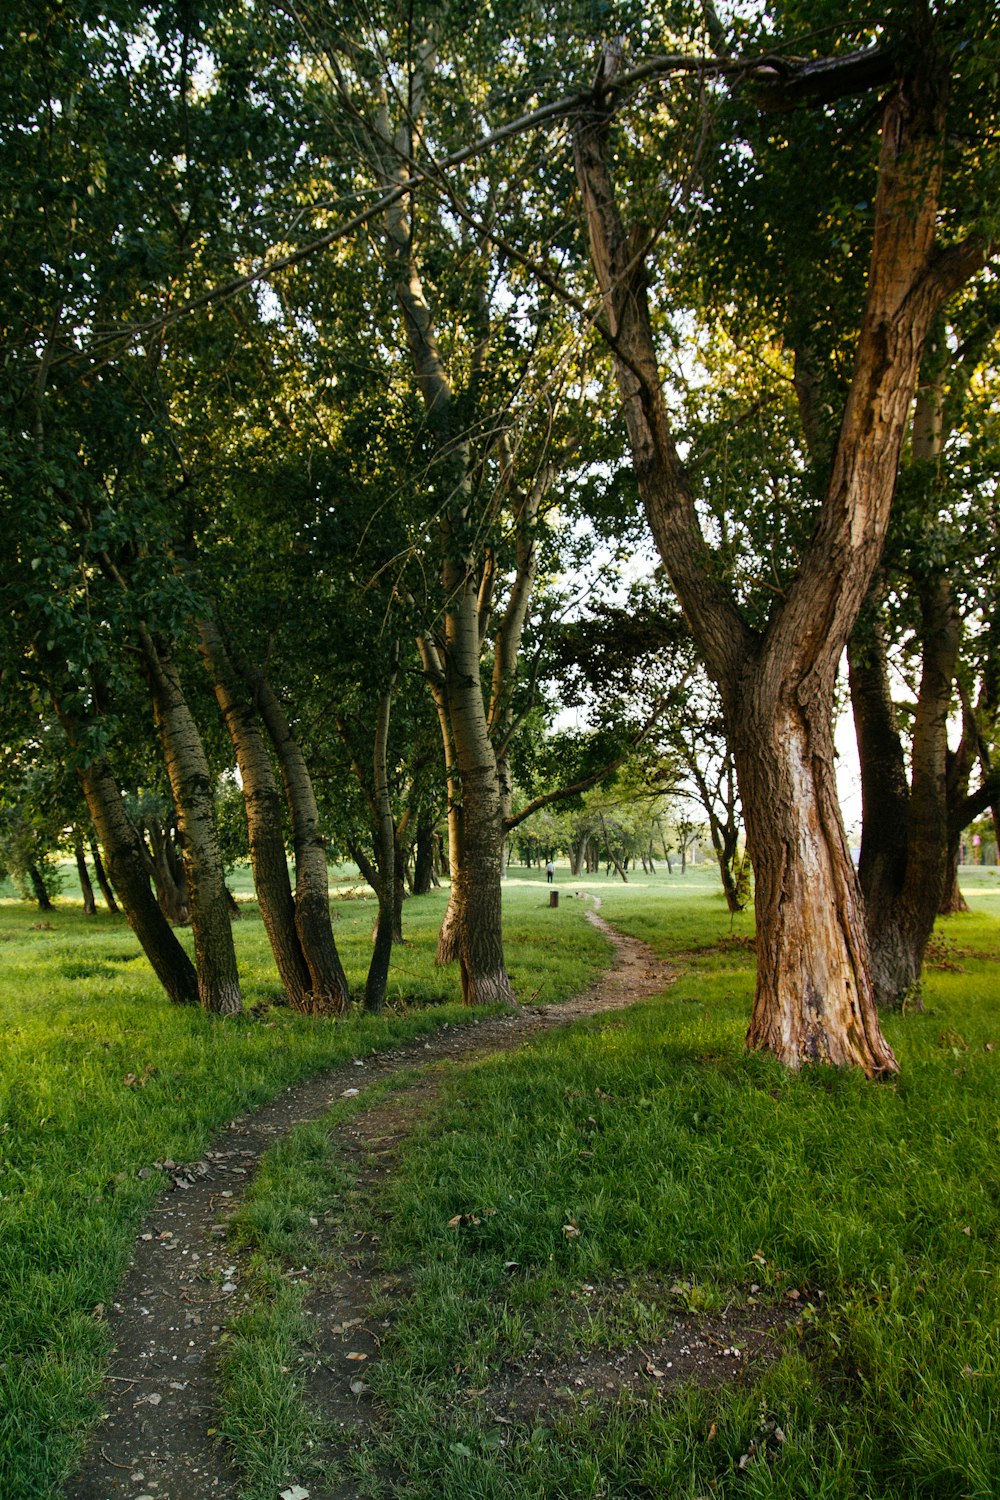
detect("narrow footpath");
top-left (65, 906), bottom-right (677, 1500)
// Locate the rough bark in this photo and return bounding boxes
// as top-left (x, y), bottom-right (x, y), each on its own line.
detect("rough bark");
top-left (572, 40), bottom-right (965, 1072)
top-left (74, 839), bottom-right (97, 915)
top-left (90, 838), bottom-right (120, 913)
top-left (242, 663), bottom-right (348, 1013)
top-left (199, 619), bottom-right (317, 1012)
top-left (78, 757), bottom-right (199, 1004)
top-left (143, 640), bottom-right (242, 1016)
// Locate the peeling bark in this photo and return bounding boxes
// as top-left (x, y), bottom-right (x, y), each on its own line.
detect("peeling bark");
top-left (572, 39), bottom-right (965, 1073)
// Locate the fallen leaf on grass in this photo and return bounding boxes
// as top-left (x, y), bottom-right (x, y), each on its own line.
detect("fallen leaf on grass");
top-left (563, 1221), bottom-right (581, 1239)
top-left (280, 1487), bottom-right (310, 1500)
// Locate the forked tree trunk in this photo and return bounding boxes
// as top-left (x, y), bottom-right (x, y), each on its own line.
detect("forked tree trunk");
top-left (142, 817), bottom-right (189, 925)
top-left (242, 664), bottom-right (348, 1013)
top-left (200, 620), bottom-right (316, 1012)
top-left (90, 839), bottom-right (120, 913)
top-left (78, 757), bottom-right (199, 1004)
top-left (74, 839), bottom-right (97, 915)
top-left (144, 642), bottom-right (242, 1016)
top-left (573, 39), bottom-right (974, 1073)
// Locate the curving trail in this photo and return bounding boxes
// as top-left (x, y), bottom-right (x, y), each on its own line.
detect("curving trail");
top-left (65, 907), bottom-right (676, 1500)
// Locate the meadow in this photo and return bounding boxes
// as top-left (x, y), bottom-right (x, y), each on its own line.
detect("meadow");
top-left (2, 861), bottom-right (999, 1497)
top-left (169, 865), bottom-right (1000, 1500)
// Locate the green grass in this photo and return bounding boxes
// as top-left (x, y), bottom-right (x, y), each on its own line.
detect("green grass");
top-left (243, 873), bottom-right (997, 1500)
top-left (0, 871), bottom-right (609, 1497)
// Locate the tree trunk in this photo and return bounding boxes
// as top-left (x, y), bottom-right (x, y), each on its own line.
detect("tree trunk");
top-left (411, 813), bottom-right (436, 895)
top-left (733, 688), bottom-right (898, 1072)
top-left (365, 670), bottom-right (397, 1013)
top-left (74, 839), bottom-right (97, 915)
top-left (850, 574), bottom-right (959, 1007)
top-left (143, 642), bottom-right (242, 1016)
top-left (421, 597), bottom-right (517, 1007)
top-left (90, 838), bottom-right (120, 913)
top-left (78, 757), bottom-right (199, 1004)
top-left (200, 619), bottom-right (318, 1012)
top-left (572, 41), bottom-right (966, 1073)
top-left (939, 843), bottom-right (969, 913)
top-left (28, 864), bottom-right (53, 911)
top-left (243, 664), bottom-right (348, 1014)
top-left (143, 817), bottom-right (189, 925)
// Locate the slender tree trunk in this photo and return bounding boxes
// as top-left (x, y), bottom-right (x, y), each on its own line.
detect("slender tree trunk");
top-left (199, 619), bottom-right (318, 1012)
top-left (412, 813), bottom-right (436, 895)
top-left (243, 664), bottom-right (348, 1013)
top-left (851, 575), bottom-right (958, 1006)
top-left (74, 839), bottom-right (97, 915)
top-left (143, 642), bottom-right (242, 1016)
top-left (366, 669), bottom-right (397, 1013)
top-left (78, 757), bottom-right (199, 1004)
top-left (422, 600), bottom-right (517, 1007)
top-left (939, 843), bottom-right (970, 913)
top-left (28, 864), bottom-right (53, 911)
top-left (599, 814), bottom-right (628, 882)
top-left (90, 838), bottom-right (120, 913)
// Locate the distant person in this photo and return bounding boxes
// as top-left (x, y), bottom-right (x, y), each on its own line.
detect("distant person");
top-left (545, 859), bottom-right (555, 884)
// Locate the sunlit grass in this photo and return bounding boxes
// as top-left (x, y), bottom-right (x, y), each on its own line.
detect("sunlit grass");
top-left (0, 870), bottom-right (609, 1496)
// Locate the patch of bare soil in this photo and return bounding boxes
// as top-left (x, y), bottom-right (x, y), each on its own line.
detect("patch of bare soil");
top-left (62, 907), bottom-right (685, 1500)
top-left (472, 1301), bottom-right (800, 1426)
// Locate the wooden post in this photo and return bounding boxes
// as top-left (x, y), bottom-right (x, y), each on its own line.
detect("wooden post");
top-left (549, 890), bottom-right (559, 908)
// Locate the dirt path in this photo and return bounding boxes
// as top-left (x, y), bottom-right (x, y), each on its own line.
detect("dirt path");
top-left (65, 907), bottom-right (676, 1500)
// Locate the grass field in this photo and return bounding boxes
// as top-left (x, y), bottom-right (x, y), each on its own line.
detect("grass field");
top-left (2, 861), bottom-right (998, 1497)
top-left (0, 864), bottom-right (608, 1496)
top-left (214, 867), bottom-right (1000, 1500)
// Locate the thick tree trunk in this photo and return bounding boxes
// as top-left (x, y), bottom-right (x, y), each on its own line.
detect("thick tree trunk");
top-left (74, 839), bottom-right (97, 915)
top-left (733, 689), bottom-right (898, 1072)
top-left (90, 838), bottom-right (120, 913)
top-left (200, 620), bottom-right (317, 1012)
top-left (28, 864), bottom-right (53, 911)
top-left (78, 758), bottom-right (199, 1004)
top-left (572, 42), bottom-right (966, 1073)
top-left (244, 666), bottom-right (348, 1014)
top-left (144, 643), bottom-right (242, 1016)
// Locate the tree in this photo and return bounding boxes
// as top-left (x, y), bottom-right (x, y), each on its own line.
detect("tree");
top-left (570, 10), bottom-right (995, 1072)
